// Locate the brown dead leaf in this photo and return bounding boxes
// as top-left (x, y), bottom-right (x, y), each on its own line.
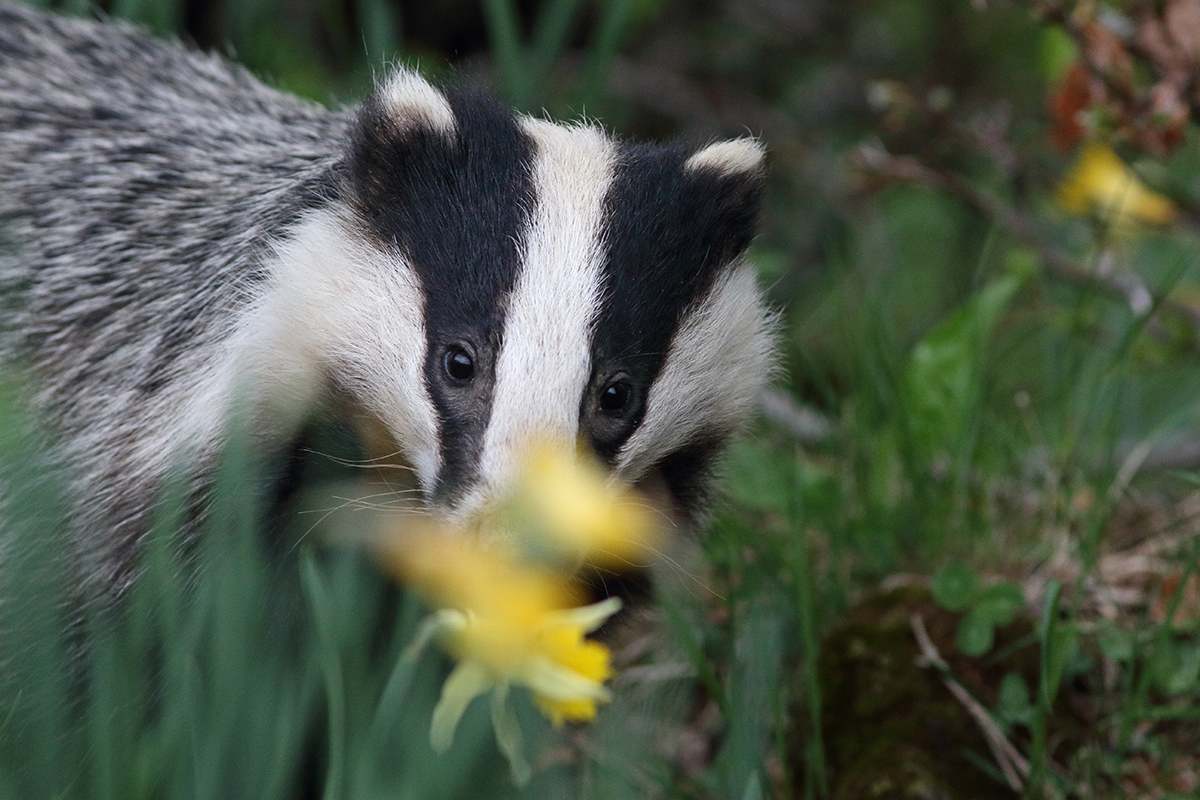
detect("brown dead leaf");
top-left (1048, 61), bottom-right (1100, 151)
top-left (1078, 18), bottom-right (1137, 95)
top-left (1138, 0), bottom-right (1197, 80)
top-left (1045, 2), bottom-right (1199, 156)
top-left (1137, 0), bottom-right (1200, 89)
top-left (1144, 81), bottom-right (1189, 155)
top-left (1165, 0), bottom-right (1200, 64)
top-left (1150, 571), bottom-right (1200, 625)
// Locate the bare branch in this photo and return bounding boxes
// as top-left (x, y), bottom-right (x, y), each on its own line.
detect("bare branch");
top-left (853, 144), bottom-right (1200, 339)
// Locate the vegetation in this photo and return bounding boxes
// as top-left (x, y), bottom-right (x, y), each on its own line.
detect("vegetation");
top-left (5, 0), bottom-right (1200, 797)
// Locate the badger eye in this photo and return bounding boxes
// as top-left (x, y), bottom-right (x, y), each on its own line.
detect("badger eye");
top-left (599, 379), bottom-right (633, 414)
top-left (443, 346), bottom-right (475, 382)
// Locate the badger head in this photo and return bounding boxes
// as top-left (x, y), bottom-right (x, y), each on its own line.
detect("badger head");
top-left (251, 69), bottom-right (774, 531)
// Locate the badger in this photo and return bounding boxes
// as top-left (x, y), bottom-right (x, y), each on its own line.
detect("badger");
top-left (0, 3), bottom-right (775, 604)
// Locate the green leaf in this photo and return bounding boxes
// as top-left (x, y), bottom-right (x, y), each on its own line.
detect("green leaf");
top-left (975, 583), bottom-right (1025, 626)
top-left (1096, 621), bottom-right (1134, 662)
top-left (900, 275), bottom-right (1021, 455)
top-left (994, 672), bottom-right (1035, 729)
top-left (1037, 582), bottom-right (1076, 709)
top-left (932, 561), bottom-right (979, 612)
top-left (724, 441), bottom-right (794, 513)
top-left (355, 0), bottom-right (403, 65)
top-left (1152, 639), bottom-right (1200, 696)
top-left (957, 607), bottom-right (996, 657)
top-left (1003, 247), bottom-right (1039, 282)
top-left (1038, 26), bottom-right (1078, 86)
top-left (741, 772), bottom-right (763, 800)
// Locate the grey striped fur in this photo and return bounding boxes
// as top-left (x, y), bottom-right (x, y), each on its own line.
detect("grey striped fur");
top-left (0, 3), bottom-right (775, 601)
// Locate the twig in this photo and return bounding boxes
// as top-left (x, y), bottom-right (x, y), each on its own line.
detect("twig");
top-left (761, 375), bottom-right (1200, 470)
top-left (909, 613), bottom-right (1030, 792)
top-left (758, 386), bottom-right (834, 445)
top-left (1027, 0), bottom-right (1142, 106)
top-left (854, 144), bottom-right (1200, 338)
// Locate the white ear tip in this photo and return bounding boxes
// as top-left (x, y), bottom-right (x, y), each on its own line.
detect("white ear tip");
top-left (685, 138), bottom-right (766, 176)
top-left (380, 68), bottom-right (456, 134)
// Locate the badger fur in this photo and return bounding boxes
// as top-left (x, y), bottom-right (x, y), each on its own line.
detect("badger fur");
top-left (0, 3), bottom-right (775, 602)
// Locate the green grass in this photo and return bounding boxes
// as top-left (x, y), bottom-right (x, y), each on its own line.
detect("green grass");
top-left (8, 0), bottom-right (1200, 797)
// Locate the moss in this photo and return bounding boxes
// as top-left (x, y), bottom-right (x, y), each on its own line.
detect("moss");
top-left (798, 585), bottom-right (1044, 800)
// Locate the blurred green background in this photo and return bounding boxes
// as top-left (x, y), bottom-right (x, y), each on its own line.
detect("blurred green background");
top-left (7, 0), bottom-right (1200, 798)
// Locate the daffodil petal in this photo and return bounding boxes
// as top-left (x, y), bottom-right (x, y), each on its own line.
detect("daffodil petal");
top-left (490, 684), bottom-right (532, 786)
top-left (547, 597), bottom-right (622, 633)
top-left (524, 658), bottom-right (612, 702)
top-left (1056, 143), bottom-right (1177, 229)
top-left (430, 659), bottom-right (493, 753)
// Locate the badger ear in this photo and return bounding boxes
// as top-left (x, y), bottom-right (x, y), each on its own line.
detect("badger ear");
top-left (346, 69), bottom-right (459, 231)
top-left (684, 138), bottom-right (765, 179)
top-left (677, 138), bottom-right (766, 266)
top-left (375, 67), bottom-right (456, 136)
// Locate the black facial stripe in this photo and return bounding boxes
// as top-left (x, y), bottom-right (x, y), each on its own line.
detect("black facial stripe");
top-left (344, 86), bottom-right (536, 503)
top-left (651, 433), bottom-right (723, 523)
top-left (585, 141), bottom-right (763, 461)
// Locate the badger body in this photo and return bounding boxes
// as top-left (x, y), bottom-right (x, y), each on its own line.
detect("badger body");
top-left (0, 3), bottom-right (774, 599)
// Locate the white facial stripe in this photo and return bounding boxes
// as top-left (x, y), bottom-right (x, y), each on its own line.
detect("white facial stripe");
top-left (470, 119), bottom-right (616, 505)
top-left (208, 204), bottom-right (441, 492)
top-left (616, 263), bottom-right (776, 482)
top-left (380, 68), bottom-right (456, 135)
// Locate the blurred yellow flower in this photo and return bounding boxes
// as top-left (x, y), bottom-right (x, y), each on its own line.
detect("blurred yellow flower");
top-left (509, 440), bottom-right (664, 566)
top-left (372, 439), bottom-right (665, 783)
top-left (1056, 142), bottom-right (1177, 229)
top-left (394, 545), bottom-right (619, 784)
top-left (383, 532), bottom-right (622, 783)
top-left (383, 533), bottom-right (619, 729)
top-left (425, 596), bottom-right (619, 749)
top-left (380, 531), bottom-right (577, 643)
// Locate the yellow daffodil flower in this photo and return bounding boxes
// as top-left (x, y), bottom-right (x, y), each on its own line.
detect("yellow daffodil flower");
top-left (378, 523), bottom-right (624, 785)
top-left (1056, 142), bottom-right (1177, 230)
top-left (425, 596), bottom-right (620, 744)
top-left (397, 544), bottom-right (621, 786)
top-left (373, 439), bottom-right (663, 784)
top-left (384, 534), bottom-right (619, 731)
